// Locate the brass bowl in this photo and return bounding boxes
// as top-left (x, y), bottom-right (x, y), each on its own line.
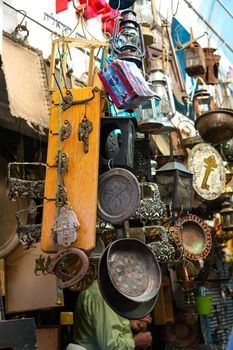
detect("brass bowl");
top-left (107, 238), bottom-right (161, 302)
top-left (195, 109), bottom-right (233, 144)
top-left (98, 246), bottom-right (158, 320)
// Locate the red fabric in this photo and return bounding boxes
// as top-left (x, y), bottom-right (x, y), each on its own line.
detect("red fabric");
top-left (56, 0), bottom-right (72, 14)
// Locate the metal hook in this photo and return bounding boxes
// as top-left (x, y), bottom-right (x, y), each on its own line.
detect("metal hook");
top-left (17, 10), bottom-right (27, 26)
top-left (72, 0), bottom-right (88, 12)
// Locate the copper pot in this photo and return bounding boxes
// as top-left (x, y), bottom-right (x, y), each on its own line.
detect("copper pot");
top-left (195, 108), bottom-right (233, 144)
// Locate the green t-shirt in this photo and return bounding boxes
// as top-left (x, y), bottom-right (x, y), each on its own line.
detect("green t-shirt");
top-left (73, 280), bottom-right (135, 350)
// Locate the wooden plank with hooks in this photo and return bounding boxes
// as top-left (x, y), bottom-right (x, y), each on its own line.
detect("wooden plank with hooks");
top-left (41, 87), bottom-right (101, 253)
top-left (49, 37), bottom-right (109, 91)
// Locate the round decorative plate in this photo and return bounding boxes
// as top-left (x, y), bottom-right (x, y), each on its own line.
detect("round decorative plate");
top-left (97, 168), bottom-right (140, 224)
top-left (171, 214), bottom-right (212, 261)
top-left (187, 143), bottom-right (225, 201)
top-left (98, 245), bottom-right (159, 320)
top-left (107, 238), bottom-right (161, 303)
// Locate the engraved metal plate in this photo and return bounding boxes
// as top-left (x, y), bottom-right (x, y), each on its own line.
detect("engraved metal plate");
top-left (52, 207), bottom-right (80, 247)
top-left (107, 238), bottom-right (161, 303)
top-left (170, 214), bottom-right (212, 260)
top-left (97, 168), bottom-right (141, 224)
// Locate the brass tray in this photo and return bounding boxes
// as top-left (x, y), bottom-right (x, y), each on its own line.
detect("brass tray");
top-left (171, 214), bottom-right (212, 261)
top-left (97, 168), bottom-right (140, 224)
top-left (107, 238), bottom-right (161, 302)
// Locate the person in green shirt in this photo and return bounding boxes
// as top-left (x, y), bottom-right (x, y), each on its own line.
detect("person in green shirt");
top-left (73, 280), bottom-right (152, 350)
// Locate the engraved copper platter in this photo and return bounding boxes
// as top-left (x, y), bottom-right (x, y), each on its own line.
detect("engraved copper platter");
top-left (171, 214), bottom-right (212, 260)
top-left (97, 168), bottom-right (141, 224)
top-left (107, 238), bottom-right (161, 302)
top-left (98, 245), bottom-right (158, 320)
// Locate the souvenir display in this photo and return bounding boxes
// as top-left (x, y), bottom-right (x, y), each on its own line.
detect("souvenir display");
top-left (188, 143), bottom-right (225, 201)
top-left (97, 168), bottom-right (140, 224)
top-left (41, 87), bottom-right (101, 253)
top-left (170, 214), bottom-right (212, 261)
top-left (98, 59), bottom-right (154, 110)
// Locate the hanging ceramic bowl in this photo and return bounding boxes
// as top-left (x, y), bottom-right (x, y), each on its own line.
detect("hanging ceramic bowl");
top-left (106, 238), bottom-right (161, 302)
top-left (170, 214), bottom-right (212, 261)
top-left (97, 168), bottom-right (141, 224)
top-left (98, 244), bottom-right (158, 320)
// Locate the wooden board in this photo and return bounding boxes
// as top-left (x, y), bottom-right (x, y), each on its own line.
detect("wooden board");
top-left (5, 244), bottom-right (62, 313)
top-left (41, 87), bottom-right (101, 253)
top-left (36, 327), bottom-right (59, 350)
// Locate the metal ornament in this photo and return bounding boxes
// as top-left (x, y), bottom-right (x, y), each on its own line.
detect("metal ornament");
top-left (7, 162), bottom-right (46, 200)
top-left (50, 119), bottom-right (72, 141)
top-left (187, 143), bottom-right (225, 201)
top-left (147, 226), bottom-right (176, 263)
top-left (170, 214), bottom-right (212, 261)
top-left (46, 248), bottom-right (89, 288)
top-left (78, 115), bottom-right (93, 153)
top-left (135, 182), bottom-right (166, 220)
top-left (52, 206), bottom-right (80, 247)
top-left (97, 168), bottom-right (141, 225)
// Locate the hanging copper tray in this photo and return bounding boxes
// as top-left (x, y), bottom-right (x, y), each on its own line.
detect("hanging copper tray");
top-left (171, 214), bottom-right (212, 260)
top-left (97, 168), bottom-right (141, 224)
top-left (107, 238), bottom-right (161, 302)
top-left (98, 245), bottom-right (158, 320)
top-left (0, 156), bottom-right (28, 257)
top-left (195, 109), bottom-right (233, 144)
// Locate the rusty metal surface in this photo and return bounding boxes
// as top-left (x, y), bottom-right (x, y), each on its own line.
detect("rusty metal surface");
top-left (46, 248), bottom-right (89, 288)
top-left (97, 168), bottom-right (141, 224)
top-left (98, 245), bottom-right (158, 320)
top-left (195, 109), bottom-right (233, 144)
top-left (107, 238), bottom-right (161, 302)
top-left (170, 214), bottom-right (212, 261)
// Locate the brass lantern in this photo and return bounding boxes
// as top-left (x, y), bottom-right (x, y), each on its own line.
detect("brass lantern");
top-left (184, 42), bottom-right (206, 77)
top-left (111, 10), bottom-right (145, 67)
top-left (156, 161), bottom-right (193, 211)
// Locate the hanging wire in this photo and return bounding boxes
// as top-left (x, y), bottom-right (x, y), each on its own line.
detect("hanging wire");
top-left (171, 0), bottom-right (180, 17)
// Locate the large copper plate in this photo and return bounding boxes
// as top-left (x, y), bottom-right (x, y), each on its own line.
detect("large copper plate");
top-left (187, 143), bottom-right (225, 201)
top-left (107, 238), bottom-right (161, 302)
top-left (97, 168), bottom-right (140, 224)
top-left (171, 214), bottom-right (212, 261)
top-left (98, 246), bottom-right (158, 320)
top-left (0, 156), bottom-right (27, 257)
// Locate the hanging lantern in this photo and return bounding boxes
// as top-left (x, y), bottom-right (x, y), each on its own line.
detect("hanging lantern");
top-left (184, 42), bottom-right (206, 77)
top-left (137, 96), bottom-right (175, 134)
top-left (135, 0), bottom-right (154, 46)
top-left (201, 48), bottom-right (221, 85)
top-left (220, 200), bottom-right (233, 232)
top-left (156, 161), bottom-right (193, 211)
top-left (149, 69), bottom-right (176, 119)
top-left (111, 10), bottom-right (145, 67)
top-left (193, 86), bottom-right (216, 118)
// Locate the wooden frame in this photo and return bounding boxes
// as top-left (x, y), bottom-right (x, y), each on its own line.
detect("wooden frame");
top-left (49, 37), bottom-right (109, 90)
